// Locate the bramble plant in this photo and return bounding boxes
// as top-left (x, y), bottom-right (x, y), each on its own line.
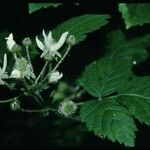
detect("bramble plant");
top-left (0, 3), bottom-right (150, 147)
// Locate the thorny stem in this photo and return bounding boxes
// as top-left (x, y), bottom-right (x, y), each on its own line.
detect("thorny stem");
top-left (25, 46), bottom-right (36, 78)
top-left (35, 61), bottom-right (49, 84)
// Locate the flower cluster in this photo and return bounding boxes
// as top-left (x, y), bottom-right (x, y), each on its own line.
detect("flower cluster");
top-left (0, 29), bottom-right (69, 85)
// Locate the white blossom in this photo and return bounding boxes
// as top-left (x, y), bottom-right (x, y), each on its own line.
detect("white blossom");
top-left (36, 30), bottom-right (69, 59)
top-left (49, 71), bottom-right (63, 83)
top-left (10, 69), bottom-right (21, 78)
top-left (0, 54), bottom-right (8, 85)
top-left (5, 33), bottom-right (16, 51)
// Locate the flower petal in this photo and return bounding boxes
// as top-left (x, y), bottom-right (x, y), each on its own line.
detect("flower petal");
top-left (42, 29), bottom-right (51, 48)
top-left (47, 31), bottom-right (54, 44)
top-left (52, 31), bottom-right (69, 51)
top-left (5, 33), bottom-right (16, 51)
top-left (42, 29), bottom-right (47, 39)
top-left (40, 50), bottom-right (48, 58)
top-left (36, 36), bottom-right (44, 51)
top-left (2, 54), bottom-right (7, 73)
top-left (49, 71), bottom-right (63, 83)
top-left (0, 78), bottom-right (4, 85)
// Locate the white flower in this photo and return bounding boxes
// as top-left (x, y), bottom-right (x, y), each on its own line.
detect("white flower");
top-left (5, 33), bottom-right (16, 51)
top-left (36, 30), bottom-right (69, 59)
top-left (49, 71), bottom-right (63, 83)
top-left (10, 69), bottom-right (21, 78)
top-left (0, 54), bottom-right (8, 85)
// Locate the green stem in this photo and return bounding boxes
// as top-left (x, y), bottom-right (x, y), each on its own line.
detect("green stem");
top-left (26, 46), bottom-right (36, 79)
top-left (0, 96), bottom-right (20, 104)
top-left (3, 81), bottom-right (14, 90)
top-left (13, 53), bottom-right (17, 61)
top-left (35, 61), bottom-right (48, 84)
top-left (20, 107), bottom-right (56, 113)
top-left (52, 45), bottom-right (71, 72)
top-left (76, 102), bottom-right (84, 105)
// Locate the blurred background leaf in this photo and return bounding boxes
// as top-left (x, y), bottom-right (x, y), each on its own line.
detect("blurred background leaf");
top-left (28, 3), bottom-right (63, 14)
top-left (119, 3), bottom-right (150, 29)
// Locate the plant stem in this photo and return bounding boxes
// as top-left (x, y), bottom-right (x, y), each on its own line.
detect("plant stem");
top-left (3, 81), bottom-right (14, 90)
top-left (76, 102), bottom-right (84, 105)
top-left (13, 53), bottom-right (17, 61)
top-left (35, 91), bottom-right (44, 102)
top-left (35, 61), bottom-right (48, 84)
top-left (52, 45), bottom-right (71, 72)
top-left (40, 45), bottom-right (71, 85)
top-left (22, 78), bottom-right (43, 106)
top-left (26, 46), bottom-right (36, 79)
top-left (0, 96), bottom-right (20, 104)
top-left (20, 107), bottom-right (56, 113)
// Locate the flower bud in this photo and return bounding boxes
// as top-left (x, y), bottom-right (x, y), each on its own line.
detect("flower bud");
top-left (11, 44), bottom-right (22, 53)
top-left (49, 71), bottom-right (63, 83)
top-left (58, 100), bottom-right (77, 117)
top-left (10, 69), bottom-right (21, 78)
top-left (66, 35), bottom-right (76, 46)
top-left (5, 33), bottom-right (21, 53)
top-left (22, 37), bottom-right (32, 46)
top-left (10, 100), bottom-right (20, 111)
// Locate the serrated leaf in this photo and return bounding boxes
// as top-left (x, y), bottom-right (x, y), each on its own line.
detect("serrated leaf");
top-left (80, 99), bottom-right (137, 147)
top-left (119, 3), bottom-right (150, 29)
top-left (80, 57), bottom-right (132, 97)
top-left (53, 14), bottom-right (110, 44)
top-left (28, 3), bottom-right (62, 14)
top-left (105, 30), bottom-right (150, 63)
top-left (118, 77), bottom-right (150, 125)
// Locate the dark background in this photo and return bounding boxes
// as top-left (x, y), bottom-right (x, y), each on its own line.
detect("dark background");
top-left (0, 2), bottom-right (150, 149)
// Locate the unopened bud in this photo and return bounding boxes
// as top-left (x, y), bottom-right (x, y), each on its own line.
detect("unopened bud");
top-left (22, 37), bottom-right (32, 46)
top-left (11, 44), bottom-right (22, 53)
top-left (10, 100), bottom-right (20, 111)
top-left (10, 69), bottom-right (21, 78)
top-left (66, 35), bottom-right (76, 46)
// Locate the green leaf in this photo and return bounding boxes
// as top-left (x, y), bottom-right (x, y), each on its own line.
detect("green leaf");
top-left (80, 57), bottom-right (132, 98)
top-left (119, 3), bottom-right (150, 29)
top-left (28, 3), bottom-right (62, 14)
top-left (105, 30), bottom-right (150, 63)
top-left (80, 99), bottom-right (137, 147)
top-left (53, 14), bottom-right (110, 44)
top-left (118, 77), bottom-right (150, 125)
